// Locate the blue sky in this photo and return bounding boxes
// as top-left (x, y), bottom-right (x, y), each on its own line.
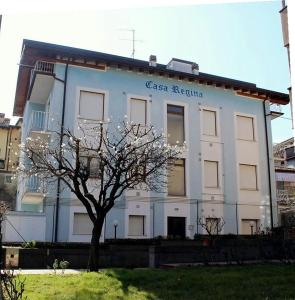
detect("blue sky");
top-left (0, 0), bottom-right (291, 142)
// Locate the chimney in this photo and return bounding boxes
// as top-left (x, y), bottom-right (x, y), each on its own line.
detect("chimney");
top-left (149, 55), bottom-right (157, 67)
top-left (192, 63), bottom-right (199, 75)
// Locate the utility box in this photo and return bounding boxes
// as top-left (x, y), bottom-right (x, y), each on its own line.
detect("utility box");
top-left (4, 247), bottom-right (20, 268)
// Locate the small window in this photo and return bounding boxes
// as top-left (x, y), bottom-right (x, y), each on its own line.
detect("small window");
top-left (203, 110), bottom-right (217, 136)
top-left (5, 176), bottom-right (12, 184)
top-left (204, 160), bottom-right (219, 188)
top-left (0, 159), bottom-right (5, 169)
top-left (130, 98), bottom-right (147, 125)
top-left (73, 213), bottom-right (93, 235)
top-left (129, 215), bottom-right (145, 236)
top-left (167, 104), bottom-right (185, 145)
top-left (241, 219), bottom-right (259, 235)
top-left (239, 164), bottom-right (257, 190)
top-left (80, 156), bottom-right (101, 178)
top-left (79, 90), bottom-right (104, 121)
top-left (205, 218), bottom-right (220, 235)
top-left (237, 115), bottom-right (254, 141)
top-left (168, 159), bottom-right (186, 196)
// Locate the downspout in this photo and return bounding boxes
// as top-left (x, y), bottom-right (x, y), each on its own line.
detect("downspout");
top-left (263, 97), bottom-right (274, 230)
top-left (54, 63), bottom-right (69, 242)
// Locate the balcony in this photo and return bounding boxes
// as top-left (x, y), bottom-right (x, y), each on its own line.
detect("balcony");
top-left (28, 60), bottom-right (55, 104)
top-left (22, 176), bottom-right (45, 205)
top-left (270, 104), bottom-right (284, 120)
top-left (25, 111), bottom-right (51, 140)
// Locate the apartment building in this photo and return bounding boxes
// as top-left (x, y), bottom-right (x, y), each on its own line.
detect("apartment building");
top-left (0, 113), bottom-right (21, 209)
top-left (13, 40), bottom-right (289, 242)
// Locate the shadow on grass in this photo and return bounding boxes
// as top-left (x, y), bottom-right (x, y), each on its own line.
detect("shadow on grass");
top-left (105, 264), bottom-right (295, 300)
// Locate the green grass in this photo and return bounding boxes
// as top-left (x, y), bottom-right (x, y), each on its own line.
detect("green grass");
top-left (20, 264), bottom-right (295, 300)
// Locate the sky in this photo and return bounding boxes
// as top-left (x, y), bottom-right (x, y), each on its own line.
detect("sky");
top-left (0, 0), bottom-right (291, 143)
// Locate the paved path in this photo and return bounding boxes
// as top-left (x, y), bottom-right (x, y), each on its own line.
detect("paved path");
top-left (1, 269), bottom-right (83, 275)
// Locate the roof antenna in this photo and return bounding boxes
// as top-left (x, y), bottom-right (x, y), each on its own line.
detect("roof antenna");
top-left (118, 29), bottom-right (143, 59)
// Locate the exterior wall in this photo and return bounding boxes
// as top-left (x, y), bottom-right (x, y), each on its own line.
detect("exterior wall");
top-left (17, 61), bottom-right (278, 241)
top-left (2, 211), bottom-right (46, 242)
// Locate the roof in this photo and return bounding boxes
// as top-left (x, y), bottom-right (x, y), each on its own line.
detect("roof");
top-left (14, 39), bottom-right (290, 116)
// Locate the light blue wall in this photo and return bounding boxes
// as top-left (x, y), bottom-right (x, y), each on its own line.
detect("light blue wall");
top-left (28, 62), bottom-right (276, 239)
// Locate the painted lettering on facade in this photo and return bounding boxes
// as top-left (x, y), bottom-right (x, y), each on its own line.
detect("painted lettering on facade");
top-left (145, 81), bottom-right (203, 98)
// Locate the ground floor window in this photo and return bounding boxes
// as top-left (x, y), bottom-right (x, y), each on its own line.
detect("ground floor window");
top-left (128, 215), bottom-right (145, 236)
top-left (241, 219), bottom-right (259, 235)
top-left (167, 216), bottom-right (186, 238)
top-left (73, 213), bottom-right (93, 235)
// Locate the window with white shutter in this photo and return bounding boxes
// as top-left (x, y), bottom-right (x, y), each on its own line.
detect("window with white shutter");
top-left (73, 213), bottom-right (93, 235)
top-left (237, 115), bottom-right (254, 141)
top-left (204, 160), bottom-right (219, 188)
top-left (79, 91), bottom-right (104, 121)
top-left (128, 215), bottom-right (145, 236)
top-left (203, 110), bottom-right (217, 136)
top-left (168, 159), bottom-right (186, 196)
top-left (239, 164), bottom-right (257, 190)
top-left (130, 98), bottom-right (147, 125)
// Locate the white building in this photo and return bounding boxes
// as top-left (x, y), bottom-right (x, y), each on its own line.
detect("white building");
top-left (9, 39), bottom-right (289, 242)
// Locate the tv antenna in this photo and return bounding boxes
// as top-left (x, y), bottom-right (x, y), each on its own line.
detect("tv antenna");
top-left (118, 29), bottom-right (143, 59)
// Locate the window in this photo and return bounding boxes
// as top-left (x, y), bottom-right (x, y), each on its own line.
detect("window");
top-left (130, 98), bottom-right (147, 125)
top-left (79, 90), bottom-right (104, 121)
top-left (80, 156), bottom-right (101, 178)
top-left (239, 164), bottom-right (257, 190)
top-left (5, 175), bottom-right (12, 184)
top-left (167, 104), bottom-right (184, 145)
top-left (237, 115), bottom-right (254, 141)
top-left (241, 219), bottom-right (259, 235)
top-left (168, 159), bottom-right (185, 196)
top-left (202, 109), bottom-right (217, 136)
top-left (0, 159), bottom-right (4, 169)
top-left (204, 160), bottom-right (219, 188)
top-left (129, 215), bottom-right (145, 236)
top-left (73, 213), bottom-right (93, 235)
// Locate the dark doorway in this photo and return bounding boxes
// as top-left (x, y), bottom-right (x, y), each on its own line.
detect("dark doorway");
top-left (167, 216), bottom-right (186, 238)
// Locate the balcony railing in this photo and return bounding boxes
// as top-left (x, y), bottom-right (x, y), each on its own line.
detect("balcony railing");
top-left (30, 60), bottom-right (54, 86)
top-left (25, 176), bottom-right (42, 193)
top-left (25, 111), bottom-right (50, 137)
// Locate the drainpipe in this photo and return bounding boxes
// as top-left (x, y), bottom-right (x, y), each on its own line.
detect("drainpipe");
top-left (263, 97), bottom-right (274, 230)
top-left (54, 63), bottom-right (68, 242)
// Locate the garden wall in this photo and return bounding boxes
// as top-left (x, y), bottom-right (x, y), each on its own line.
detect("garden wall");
top-left (3, 238), bottom-right (295, 269)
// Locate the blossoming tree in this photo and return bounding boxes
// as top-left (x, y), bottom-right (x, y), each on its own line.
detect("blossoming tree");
top-left (19, 121), bottom-right (183, 271)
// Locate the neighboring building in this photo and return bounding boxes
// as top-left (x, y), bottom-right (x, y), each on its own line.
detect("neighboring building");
top-left (274, 137), bottom-right (295, 223)
top-left (13, 40), bottom-right (289, 242)
top-left (0, 113), bottom-right (22, 209)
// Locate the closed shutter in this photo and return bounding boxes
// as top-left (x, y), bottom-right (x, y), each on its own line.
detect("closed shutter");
top-left (204, 160), bottom-right (219, 188)
top-left (237, 115), bottom-right (254, 140)
top-left (73, 213), bottom-right (93, 235)
top-left (239, 164), bottom-right (257, 190)
top-left (129, 215), bottom-right (145, 236)
top-left (168, 159), bottom-right (185, 196)
top-left (130, 98), bottom-right (146, 125)
top-left (203, 110), bottom-right (216, 136)
top-left (79, 91), bottom-right (104, 120)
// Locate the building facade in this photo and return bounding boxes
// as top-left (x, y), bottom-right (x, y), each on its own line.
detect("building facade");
top-left (0, 113), bottom-right (21, 209)
top-left (13, 40), bottom-right (289, 242)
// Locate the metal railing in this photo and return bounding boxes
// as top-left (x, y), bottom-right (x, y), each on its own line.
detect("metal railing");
top-left (25, 111), bottom-right (49, 137)
top-left (30, 60), bottom-right (54, 86)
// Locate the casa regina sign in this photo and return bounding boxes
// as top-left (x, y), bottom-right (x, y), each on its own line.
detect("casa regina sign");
top-left (145, 80), bottom-right (203, 98)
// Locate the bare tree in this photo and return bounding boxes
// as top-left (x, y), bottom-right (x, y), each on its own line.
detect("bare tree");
top-left (197, 216), bottom-right (225, 236)
top-left (19, 121), bottom-right (183, 271)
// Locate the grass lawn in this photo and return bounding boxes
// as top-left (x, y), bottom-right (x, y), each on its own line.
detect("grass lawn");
top-left (20, 264), bottom-right (295, 300)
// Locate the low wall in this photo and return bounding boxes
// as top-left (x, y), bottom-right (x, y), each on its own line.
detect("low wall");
top-left (3, 238), bottom-right (295, 269)
top-left (3, 211), bottom-right (46, 243)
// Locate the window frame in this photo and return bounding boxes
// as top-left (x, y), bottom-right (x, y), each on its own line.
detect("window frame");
top-left (167, 103), bottom-right (185, 146)
top-left (128, 215), bottom-right (145, 236)
top-left (127, 94), bottom-right (150, 126)
top-left (236, 114), bottom-right (256, 142)
top-left (204, 160), bottom-right (219, 188)
top-left (167, 158), bottom-right (186, 197)
top-left (239, 163), bottom-right (258, 191)
top-left (76, 86), bottom-right (109, 123)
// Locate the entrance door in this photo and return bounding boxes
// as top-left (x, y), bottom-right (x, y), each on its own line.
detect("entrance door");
top-left (167, 217), bottom-right (186, 238)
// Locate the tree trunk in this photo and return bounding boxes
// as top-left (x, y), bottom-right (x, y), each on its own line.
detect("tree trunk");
top-left (88, 217), bottom-right (104, 271)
